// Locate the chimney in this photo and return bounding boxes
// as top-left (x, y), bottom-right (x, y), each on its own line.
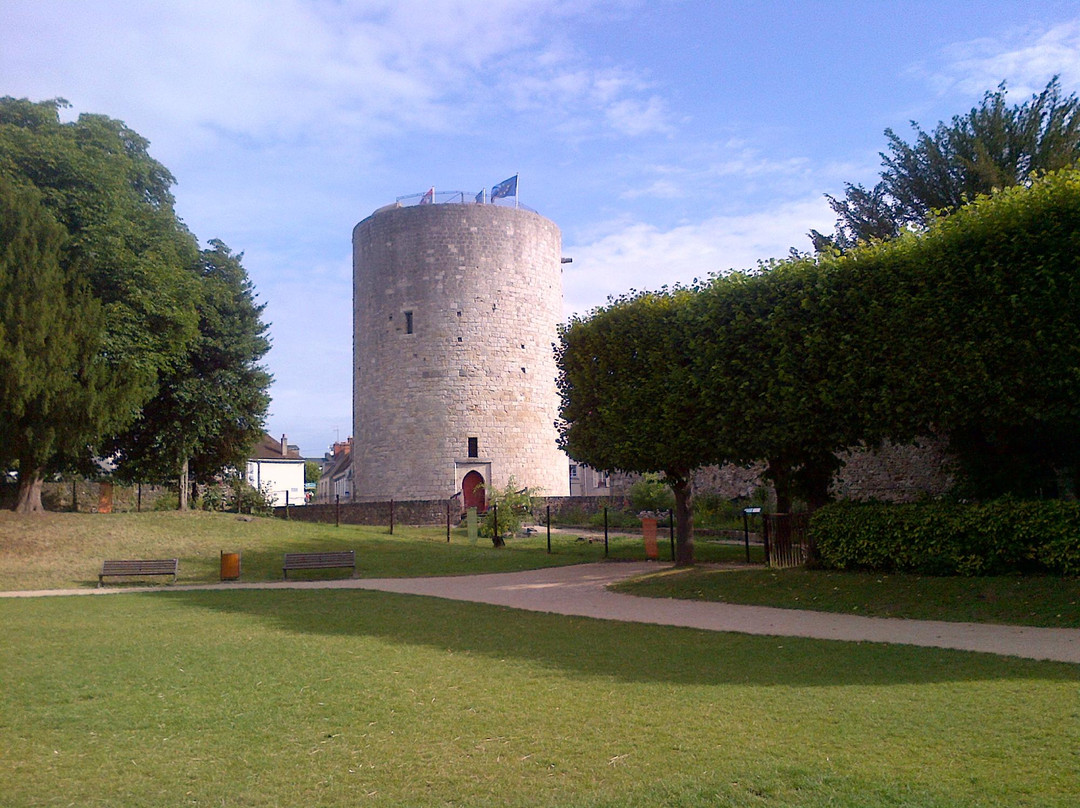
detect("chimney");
top-left (281, 434), bottom-right (288, 456)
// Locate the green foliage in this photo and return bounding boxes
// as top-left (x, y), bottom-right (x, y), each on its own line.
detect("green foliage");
top-left (820, 77), bottom-right (1080, 248)
top-left (692, 493), bottom-right (747, 531)
top-left (0, 97), bottom-right (200, 383)
top-left (0, 178), bottom-right (142, 510)
top-left (0, 98), bottom-right (271, 493)
top-left (305, 461), bottom-right (321, 484)
top-left (108, 240), bottom-right (272, 486)
top-left (627, 474), bottom-right (674, 513)
top-left (230, 479), bottom-right (275, 516)
top-left (557, 290), bottom-right (704, 563)
top-left (810, 500), bottom-right (1080, 576)
top-left (151, 491), bottom-right (180, 511)
top-left (480, 477), bottom-right (534, 541)
top-left (589, 508), bottom-right (641, 529)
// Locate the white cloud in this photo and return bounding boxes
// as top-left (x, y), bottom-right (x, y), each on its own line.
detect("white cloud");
top-left (921, 19), bottom-right (1080, 98)
top-left (1, 0), bottom-right (661, 158)
top-left (562, 195), bottom-right (834, 317)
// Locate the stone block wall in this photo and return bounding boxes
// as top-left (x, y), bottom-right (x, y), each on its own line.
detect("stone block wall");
top-left (352, 202), bottom-right (568, 503)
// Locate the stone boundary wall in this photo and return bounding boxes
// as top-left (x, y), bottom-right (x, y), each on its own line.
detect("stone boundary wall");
top-left (275, 499), bottom-right (449, 526)
top-left (274, 495), bottom-right (629, 526)
top-left (692, 437), bottom-right (953, 505)
top-left (0, 481), bottom-right (174, 512)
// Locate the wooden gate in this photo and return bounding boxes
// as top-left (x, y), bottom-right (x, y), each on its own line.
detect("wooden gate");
top-left (762, 513), bottom-right (811, 569)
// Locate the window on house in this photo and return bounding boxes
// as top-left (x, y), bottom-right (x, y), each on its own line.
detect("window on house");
top-left (404, 311), bottom-right (414, 334)
top-left (468, 437), bottom-right (478, 458)
top-left (569, 465), bottom-right (578, 478)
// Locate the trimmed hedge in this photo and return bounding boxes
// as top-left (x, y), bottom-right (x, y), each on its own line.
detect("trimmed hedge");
top-left (810, 500), bottom-right (1080, 576)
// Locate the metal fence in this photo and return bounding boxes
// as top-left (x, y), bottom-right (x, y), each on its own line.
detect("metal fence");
top-left (762, 512), bottom-right (812, 569)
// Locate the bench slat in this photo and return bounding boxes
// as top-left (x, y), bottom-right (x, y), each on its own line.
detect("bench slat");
top-left (99, 558), bottom-right (178, 586)
top-left (283, 551), bottom-right (355, 578)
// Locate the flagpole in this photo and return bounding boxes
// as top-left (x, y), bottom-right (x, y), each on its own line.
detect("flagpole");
top-left (515, 172), bottom-right (520, 209)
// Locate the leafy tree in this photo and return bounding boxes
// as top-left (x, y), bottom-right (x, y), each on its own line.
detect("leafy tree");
top-left (557, 290), bottom-right (706, 564)
top-left (305, 461), bottom-right (321, 485)
top-left (817, 77), bottom-right (1080, 249)
top-left (0, 98), bottom-right (201, 379)
top-left (815, 168), bottom-right (1080, 499)
top-left (691, 263), bottom-right (872, 512)
top-left (1, 98), bottom-right (272, 507)
top-left (0, 179), bottom-right (140, 511)
top-left (108, 241), bottom-right (272, 506)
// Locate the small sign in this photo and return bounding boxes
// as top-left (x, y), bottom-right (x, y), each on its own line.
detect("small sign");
top-left (743, 507), bottom-right (762, 514)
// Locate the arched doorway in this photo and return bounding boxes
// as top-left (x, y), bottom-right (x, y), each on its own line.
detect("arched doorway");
top-left (462, 471), bottom-right (486, 512)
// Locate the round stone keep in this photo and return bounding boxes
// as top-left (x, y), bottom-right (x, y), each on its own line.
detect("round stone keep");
top-left (352, 202), bottom-right (569, 502)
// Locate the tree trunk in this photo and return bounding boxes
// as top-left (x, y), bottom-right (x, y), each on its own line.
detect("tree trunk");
top-left (13, 471), bottom-right (45, 513)
top-left (767, 458), bottom-right (793, 514)
top-left (670, 472), bottom-right (695, 567)
top-left (178, 456), bottom-right (189, 511)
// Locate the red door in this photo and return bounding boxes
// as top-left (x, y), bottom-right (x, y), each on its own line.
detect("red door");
top-left (462, 471), bottom-right (486, 511)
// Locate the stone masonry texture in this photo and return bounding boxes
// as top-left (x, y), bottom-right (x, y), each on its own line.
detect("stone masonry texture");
top-left (353, 203), bottom-right (569, 502)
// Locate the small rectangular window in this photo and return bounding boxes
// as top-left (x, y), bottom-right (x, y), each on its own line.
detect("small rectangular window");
top-left (404, 311), bottom-right (414, 334)
top-left (468, 437), bottom-right (478, 458)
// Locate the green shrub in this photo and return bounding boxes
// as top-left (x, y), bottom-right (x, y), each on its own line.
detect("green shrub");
top-left (588, 508), bottom-right (640, 529)
top-left (628, 474), bottom-right (674, 513)
top-left (810, 499), bottom-right (1080, 576)
top-left (152, 491), bottom-right (180, 511)
top-left (481, 478), bottom-right (534, 542)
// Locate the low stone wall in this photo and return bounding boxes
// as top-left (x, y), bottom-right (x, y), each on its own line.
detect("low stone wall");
top-left (275, 499), bottom-right (450, 526)
top-left (0, 480), bottom-right (174, 512)
top-left (691, 437), bottom-right (954, 505)
top-left (274, 494), bottom-right (631, 527)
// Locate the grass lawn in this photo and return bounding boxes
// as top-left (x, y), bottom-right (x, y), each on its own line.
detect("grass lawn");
top-left (0, 510), bottom-right (757, 592)
top-left (1, 588), bottom-right (1077, 807)
top-left (613, 566), bottom-right (1080, 629)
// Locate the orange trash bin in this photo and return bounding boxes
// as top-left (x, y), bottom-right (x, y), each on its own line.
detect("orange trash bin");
top-left (642, 517), bottom-right (659, 560)
top-left (220, 551), bottom-right (241, 581)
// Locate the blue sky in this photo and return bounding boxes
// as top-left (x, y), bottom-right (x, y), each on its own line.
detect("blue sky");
top-left (4, 1), bottom-right (1080, 456)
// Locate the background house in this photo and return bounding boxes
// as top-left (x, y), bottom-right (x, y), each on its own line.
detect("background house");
top-left (247, 433), bottom-right (305, 506)
top-left (316, 438), bottom-right (353, 503)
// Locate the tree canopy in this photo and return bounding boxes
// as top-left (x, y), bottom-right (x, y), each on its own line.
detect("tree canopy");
top-left (557, 290), bottom-right (706, 564)
top-left (0, 179), bottom-right (142, 510)
top-left (814, 77), bottom-right (1080, 250)
top-left (0, 97), bottom-right (271, 511)
top-left (556, 168), bottom-right (1080, 538)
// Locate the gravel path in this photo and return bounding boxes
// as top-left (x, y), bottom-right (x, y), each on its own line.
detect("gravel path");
top-left (4, 561), bottom-right (1078, 663)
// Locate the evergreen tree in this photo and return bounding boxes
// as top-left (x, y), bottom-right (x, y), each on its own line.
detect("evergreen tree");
top-left (817, 77), bottom-right (1080, 249)
top-left (0, 179), bottom-right (139, 511)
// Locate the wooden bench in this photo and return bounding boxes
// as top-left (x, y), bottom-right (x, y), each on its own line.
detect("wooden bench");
top-left (99, 558), bottom-right (178, 587)
top-left (283, 550), bottom-right (356, 579)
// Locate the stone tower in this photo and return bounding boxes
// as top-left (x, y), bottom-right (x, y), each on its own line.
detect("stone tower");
top-left (352, 201), bottom-right (569, 505)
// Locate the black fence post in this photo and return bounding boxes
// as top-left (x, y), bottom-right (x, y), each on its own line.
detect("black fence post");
top-left (493, 503), bottom-right (499, 546)
top-left (604, 507), bottom-right (609, 558)
top-left (446, 499), bottom-right (451, 542)
top-left (285, 490), bottom-right (290, 520)
top-left (389, 498), bottom-right (394, 534)
top-left (546, 504), bottom-right (551, 554)
top-left (669, 509), bottom-right (675, 562)
top-left (335, 495), bottom-right (340, 527)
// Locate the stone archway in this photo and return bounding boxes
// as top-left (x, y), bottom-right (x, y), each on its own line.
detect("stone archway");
top-left (462, 470), bottom-right (486, 511)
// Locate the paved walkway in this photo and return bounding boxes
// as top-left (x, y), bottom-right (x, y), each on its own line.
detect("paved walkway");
top-left (4, 562), bottom-right (1078, 663)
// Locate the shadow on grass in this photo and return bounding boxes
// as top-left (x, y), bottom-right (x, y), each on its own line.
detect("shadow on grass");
top-left (166, 587), bottom-right (1079, 689)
